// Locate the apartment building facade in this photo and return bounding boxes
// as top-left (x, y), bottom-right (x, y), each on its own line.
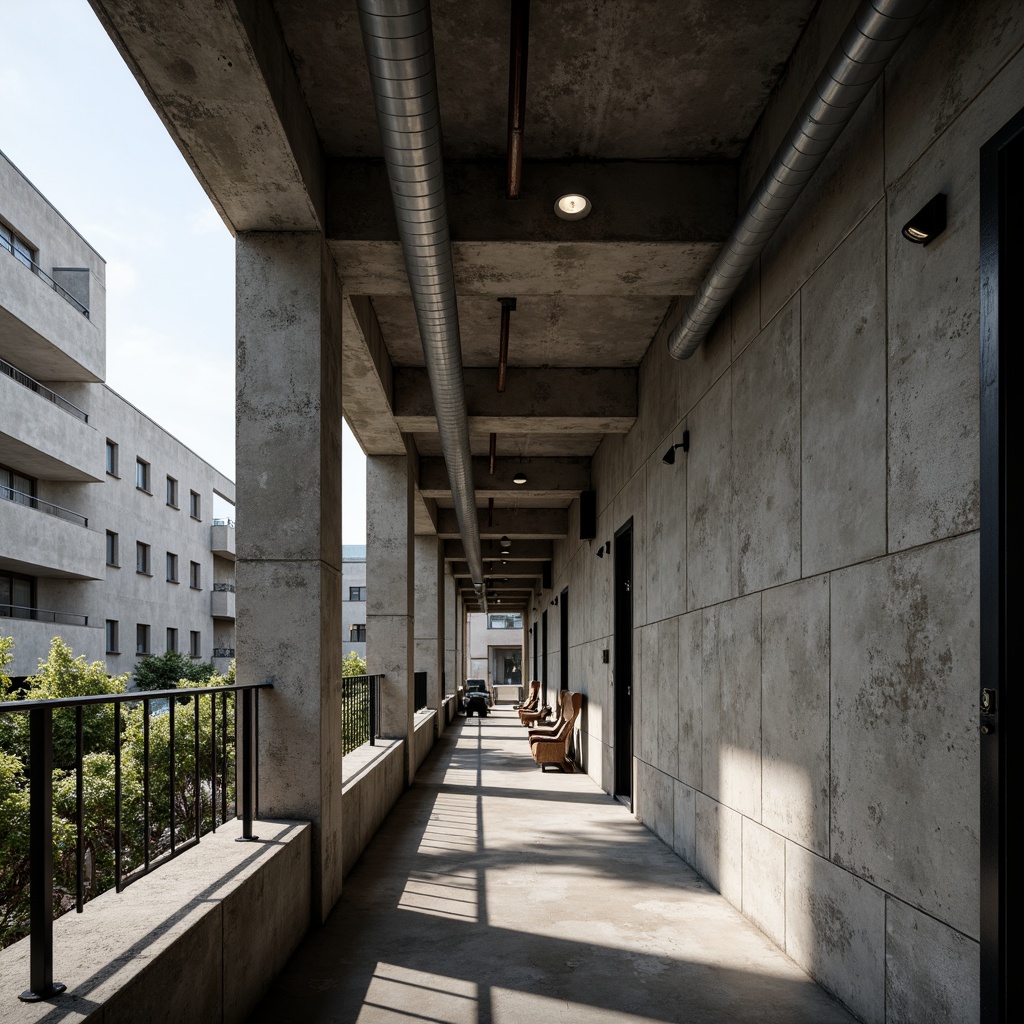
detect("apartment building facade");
top-left (1, 148), bottom-right (235, 683)
top-left (341, 543), bottom-right (366, 661)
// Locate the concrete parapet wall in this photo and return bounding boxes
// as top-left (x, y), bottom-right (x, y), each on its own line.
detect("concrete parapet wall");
top-left (411, 710), bottom-right (436, 776)
top-left (0, 819), bottom-right (310, 1024)
top-left (340, 739), bottom-right (405, 878)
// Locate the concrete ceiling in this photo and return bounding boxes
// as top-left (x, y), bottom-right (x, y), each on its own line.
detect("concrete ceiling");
top-left (88, 0), bottom-right (820, 605)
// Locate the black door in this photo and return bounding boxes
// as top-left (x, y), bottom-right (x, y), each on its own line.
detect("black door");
top-left (613, 520), bottom-right (634, 803)
top-left (559, 588), bottom-right (569, 690)
top-left (541, 611), bottom-right (549, 707)
top-left (980, 106), bottom-right (1024, 1024)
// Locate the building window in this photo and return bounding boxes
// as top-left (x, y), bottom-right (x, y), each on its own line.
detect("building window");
top-left (106, 531), bottom-right (119, 567)
top-left (189, 630), bottom-right (201, 658)
top-left (348, 586), bottom-right (367, 602)
top-left (166, 552), bottom-right (178, 583)
top-left (135, 458), bottom-right (151, 493)
top-left (189, 490), bottom-right (201, 520)
top-left (105, 620), bottom-right (119, 654)
top-left (166, 476), bottom-right (178, 508)
top-left (1, 222), bottom-right (35, 270)
top-left (0, 465), bottom-right (35, 504)
top-left (136, 541), bottom-right (151, 575)
top-left (487, 612), bottom-right (523, 629)
top-left (350, 623), bottom-right (366, 643)
top-left (167, 627), bottom-right (178, 653)
top-left (105, 439), bottom-right (119, 477)
top-left (1, 571), bottom-right (35, 618)
top-left (189, 561), bottom-right (201, 590)
top-left (136, 623), bottom-right (150, 655)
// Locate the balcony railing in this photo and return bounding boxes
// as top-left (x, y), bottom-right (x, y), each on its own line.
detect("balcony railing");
top-left (0, 358), bottom-right (89, 423)
top-left (0, 604), bottom-right (88, 626)
top-left (211, 518), bottom-right (235, 527)
top-left (212, 582), bottom-right (236, 593)
top-left (341, 674), bottom-right (382, 757)
top-left (0, 235), bottom-right (90, 318)
top-left (212, 647), bottom-right (236, 659)
top-left (1, 485), bottom-right (89, 527)
top-left (0, 679), bottom-right (271, 1001)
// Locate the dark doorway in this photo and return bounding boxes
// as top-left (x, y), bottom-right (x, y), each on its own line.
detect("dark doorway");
top-left (532, 620), bottom-right (538, 682)
top-left (613, 519), bottom-right (634, 804)
top-left (559, 588), bottom-right (569, 690)
top-left (980, 106), bottom-right (1024, 1024)
top-left (541, 611), bottom-right (549, 707)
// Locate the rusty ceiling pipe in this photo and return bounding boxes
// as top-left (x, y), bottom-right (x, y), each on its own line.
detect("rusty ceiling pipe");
top-left (506, 0), bottom-right (530, 200)
top-left (497, 297), bottom-right (516, 392)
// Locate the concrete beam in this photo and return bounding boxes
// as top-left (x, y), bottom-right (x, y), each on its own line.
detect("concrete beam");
top-left (445, 539), bottom-right (553, 562)
top-left (452, 561), bottom-right (546, 579)
top-left (436, 508), bottom-right (567, 540)
top-left (394, 368), bottom-right (636, 434)
top-left (328, 158), bottom-right (736, 244)
top-left (419, 457), bottom-right (591, 499)
top-left (90, 0), bottom-right (324, 232)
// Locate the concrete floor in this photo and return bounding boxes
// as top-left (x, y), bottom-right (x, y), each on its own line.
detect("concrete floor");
top-left (249, 710), bottom-right (857, 1024)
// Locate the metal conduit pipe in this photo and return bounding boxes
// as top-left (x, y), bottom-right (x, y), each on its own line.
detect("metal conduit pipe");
top-left (668, 0), bottom-right (929, 360)
top-left (357, 0), bottom-right (486, 604)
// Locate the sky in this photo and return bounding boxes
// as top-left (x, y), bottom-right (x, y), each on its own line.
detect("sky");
top-left (0, 0), bottom-right (367, 541)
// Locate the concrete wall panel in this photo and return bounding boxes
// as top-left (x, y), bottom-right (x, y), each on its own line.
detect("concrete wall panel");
top-left (761, 574), bottom-right (830, 856)
top-left (801, 203), bottom-right (887, 576)
top-left (742, 818), bottom-right (786, 947)
top-left (830, 534), bottom-right (979, 938)
top-left (645, 441), bottom-right (686, 623)
top-left (701, 594), bottom-right (760, 820)
top-left (694, 793), bottom-right (741, 908)
top-left (732, 294), bottom-right (801, 595)
top-left (672, 779), bottom-right (696, 865)
top-left (676, 609), bottom-right (701, 790)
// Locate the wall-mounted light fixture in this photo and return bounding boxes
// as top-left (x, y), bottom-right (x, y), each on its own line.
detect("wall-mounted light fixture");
top-left (595, 540), bottom-right (611, 559)
top-left (554, 193), bottom-right (592, 220)
top-left (513, 471), bottom-right (527, 485)
top-left (901, 193), bottom-right (946, 246)
top-left (662, 430), bottom-right (690, 465)
top-left (500, 535), bottom-right (511, 549)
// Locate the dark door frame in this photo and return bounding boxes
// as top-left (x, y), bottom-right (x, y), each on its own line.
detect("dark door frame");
top-left (979, 104), bottom-right (1023, 1024)
top-left (541, 610), bottom-right (549, 708)
top-left (559, 587), bottom-right (569, 690)
top-left (613, 518), bottom-right (634, 805)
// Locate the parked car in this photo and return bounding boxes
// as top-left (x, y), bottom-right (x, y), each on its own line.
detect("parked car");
top-left (463, 677), bottom-right (492, 716)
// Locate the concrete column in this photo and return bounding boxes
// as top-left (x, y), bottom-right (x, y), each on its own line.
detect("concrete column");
top-left (366, 454), bottom-right (415, 782)
top-left (235, 232), bottom-right (343, 923)
top-left (444, 565), bottom-right (457, 703)
top-left (414, 534), bottom-right (445, 732)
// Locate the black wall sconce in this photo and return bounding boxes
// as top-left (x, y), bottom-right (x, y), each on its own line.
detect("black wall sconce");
top-left (901, 193), bottom-right (946, 246)
top-left (595, 540), bottom-right (611, 558)
top-left (663, 430), bottom-right (690, 465)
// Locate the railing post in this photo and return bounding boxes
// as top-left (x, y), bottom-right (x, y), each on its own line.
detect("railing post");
top-left (369, 675), bottom-right (376, 747)
top-left (20, 706), bottom-right (66, 1002)
top-left (236, 688), bottom-right (258, 842)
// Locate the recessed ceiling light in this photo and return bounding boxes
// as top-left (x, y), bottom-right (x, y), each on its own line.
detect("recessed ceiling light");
top-left (500, 536), bottom-right (511, 549)
top-left (513, 472), bottom-right (527, 485)
top-left (554, 193), bottom-right (592, 220)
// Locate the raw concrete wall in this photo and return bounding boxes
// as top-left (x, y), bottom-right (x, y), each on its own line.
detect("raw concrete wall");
top-left (531, 2), bottom-right (1015, 1020)
top-left (411, 709), bottom-right (436, 776)
top-left (341, 740), bottom-right (405, 878)
top-left (0, 820), bottom-right (310, 1024)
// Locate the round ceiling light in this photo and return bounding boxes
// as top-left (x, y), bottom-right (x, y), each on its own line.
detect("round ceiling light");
top-left (554, 193), bottom-right (592, 220)
top-left (499, 535), bottom-right (511, 549)
top-left (513, 472), bottom-right (527, 485)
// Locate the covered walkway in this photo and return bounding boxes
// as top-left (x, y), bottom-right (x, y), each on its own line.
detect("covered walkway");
top-left (250, 710), bottom-right (855, 1024)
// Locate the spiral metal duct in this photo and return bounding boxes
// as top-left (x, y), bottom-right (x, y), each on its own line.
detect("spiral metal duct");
top-left (668, 0), bottom-right (929, 360)
top-left (358, 0), bottom-right (485, 603)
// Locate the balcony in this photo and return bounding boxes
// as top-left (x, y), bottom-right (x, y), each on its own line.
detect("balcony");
top-left (0, 489), bottom-right (103, 579)
top-left (211, 582), bottom-right (236, 620)
top-left (211, 519), bottom-right (236, 560)
top-left (0, 613), bottom-right (101, 677)
top-left (0, 242), bottom-right (103, 382)
top-left (0, 365), bottom-right (102, 481)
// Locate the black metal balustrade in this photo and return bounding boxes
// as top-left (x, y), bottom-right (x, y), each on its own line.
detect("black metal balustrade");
top-left (212, 582), bottom-right (236, 593)
top-left (0, 604), bottom-right (88, 626)
top-left (212, 647), bottom-right (236, 658)
top-left (0, 357), bottom-right (89, 423)
top-left (340, 674), bottom-right (382, 756)
top-left (211, 517), bottom-right (236, 528)
top-left (1, 484), bottom-right (89, 527)
top-left (0, 679), bottom-right (271, 1002)
top-left (0, 238), bottom-right (90, 318)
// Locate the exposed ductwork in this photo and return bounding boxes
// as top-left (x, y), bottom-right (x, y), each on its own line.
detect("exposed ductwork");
top-left (668, 0), bottom-right (929, 360)
top-left (357, 0), bottom-right (486, 604)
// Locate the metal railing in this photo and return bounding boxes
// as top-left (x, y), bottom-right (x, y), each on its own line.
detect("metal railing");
top-left (212, 582), bottom-right (235, 593)
top-left (0, 680), bottom-right (271, 1002)
top-left (1, 485), bottom-right (88, 527)
top-left (0, 237), bottom-right (90, 318)
top-left (211, 518), bottom-right (235, 528)
top-left (340, 674), bottom-right (382, 757)
top-left (212, 647), bottom-right (236, 659)
top-left (0, 604), bottom-right (88, 626)
top-left (0, 358), bottom-right (89, 423)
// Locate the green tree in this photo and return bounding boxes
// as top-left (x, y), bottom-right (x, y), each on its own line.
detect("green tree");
top-left (342, 650), bottom-right (367, 676)
top-left (133, 650), bottom-right (217, 691)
